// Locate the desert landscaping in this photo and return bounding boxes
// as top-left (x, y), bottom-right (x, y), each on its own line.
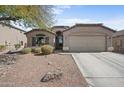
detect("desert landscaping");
top-left (0, 5), bottom-right (124, 87)
top-left (0, 51), bottom-right (87, 87)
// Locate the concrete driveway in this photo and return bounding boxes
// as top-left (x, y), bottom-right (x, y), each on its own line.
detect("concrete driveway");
top-left (72, 52), bottom-right (124, 87)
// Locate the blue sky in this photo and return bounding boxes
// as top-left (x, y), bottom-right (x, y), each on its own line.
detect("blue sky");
top-left (53, 5), bottom-right (124, 30)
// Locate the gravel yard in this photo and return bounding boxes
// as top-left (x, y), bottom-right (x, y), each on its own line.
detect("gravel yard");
top-left (0, 53), bottom-right (87, 87)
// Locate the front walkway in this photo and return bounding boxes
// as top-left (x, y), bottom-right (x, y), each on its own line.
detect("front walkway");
top-left (72, 52), bottom-right (124, 87)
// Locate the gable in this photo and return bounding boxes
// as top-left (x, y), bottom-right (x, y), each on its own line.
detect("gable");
top-left (25, 30), bottom-right (55, 39)
top-left (63, 24), bottom-right (115, 36)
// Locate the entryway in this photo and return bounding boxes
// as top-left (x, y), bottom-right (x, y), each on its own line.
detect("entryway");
top-left (55, 31), bottom-right (63, 50)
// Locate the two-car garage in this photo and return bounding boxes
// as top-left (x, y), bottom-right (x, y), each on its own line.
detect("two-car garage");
top-left (63, 24), bottom-right (115, 52)
top-left (69, 35), bottom-right (106, 52)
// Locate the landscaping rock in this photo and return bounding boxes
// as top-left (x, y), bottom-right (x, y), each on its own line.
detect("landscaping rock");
top-left (0, 54), bottom-right (17, 65)
top-left (0, 72), bottom-right (6, 77)
top-left (41, 69), bottom-right (63, 82)
top-left (48, 61), bottom-right (52, 65)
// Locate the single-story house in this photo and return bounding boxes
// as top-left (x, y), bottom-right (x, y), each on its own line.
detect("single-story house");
top-left (63, 24), bottom-right (116, 52)
top-left (0, 22), bottom-right (117, 52)
top-left (112, 30), bottom-right (124, 52)
top-left (0, 22), bottom-right (27, 50)
top-left (26, 23), bottom-right (116, 52)
top-left (25, 29), bottom-right (55, 47)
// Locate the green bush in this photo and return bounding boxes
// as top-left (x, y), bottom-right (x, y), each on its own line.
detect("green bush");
top-left (0, 45), bottom-right (6, 52)
top-left (21, 48), bottom-right (32, 54)
top-left (14, 44), bottom-right (21, 50)
top-left (41, 45), bottom-right (54, 55)
top-left (32, 47), bottom-right (41, 53)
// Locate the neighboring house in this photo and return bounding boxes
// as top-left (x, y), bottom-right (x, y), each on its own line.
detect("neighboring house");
top-left (25, 29), bottom-right (55, 47)
top-left (113, 30), bottom-right (124, 52)
top-left (0, 23), bottom-right (27, 50)
top-left (62, 24), bottom-right (116, 52)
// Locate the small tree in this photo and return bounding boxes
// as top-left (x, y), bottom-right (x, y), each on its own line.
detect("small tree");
top-left (0, 5), bottom-right (55, 29)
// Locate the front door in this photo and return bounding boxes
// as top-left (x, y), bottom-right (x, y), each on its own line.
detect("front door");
top-left (55, 31), bottom-right (63, 50)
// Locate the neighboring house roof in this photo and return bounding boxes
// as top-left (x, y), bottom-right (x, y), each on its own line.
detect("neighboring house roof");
top-left (0, 22), bottom-right (26, 32)
top-left (25, 29), bottom-right (55, 35)
top-left (63, 23), bottom-right (116, 32)
top-left (113, 30), bottom-right (124, 37)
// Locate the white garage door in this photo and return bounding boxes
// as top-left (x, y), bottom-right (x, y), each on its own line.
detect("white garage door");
top-left (69, 35), bottom-right (106, 52)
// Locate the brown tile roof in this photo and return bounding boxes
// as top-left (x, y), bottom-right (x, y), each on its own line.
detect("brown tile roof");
top-left (51, 26), bottom-right (69, 29)
top-left (25, 29), bottom-right (55, 35)
top-left (113, 30), bottom-right (124, 37)
top-left (75, 23), bottom-right (103, 26)
top-left (63, 23), bottom-right (116, 32)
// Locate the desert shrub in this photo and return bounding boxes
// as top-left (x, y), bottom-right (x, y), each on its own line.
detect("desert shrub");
top-left (21, 48), bottom-right (32, 54)
top-left (0, 45), bottom-right (6, 52)
top-left (14, 44), bottom-right (21, 50)
top-left (41, 45), bottom-right (54, 55)
top-left (32, 47), bottom-right (41, 53)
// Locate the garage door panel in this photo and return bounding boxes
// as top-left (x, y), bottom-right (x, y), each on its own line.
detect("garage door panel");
top-left (69, 36), bottom-right (105, 52)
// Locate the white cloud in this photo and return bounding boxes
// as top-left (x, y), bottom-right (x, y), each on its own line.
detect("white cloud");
top-left (55, 18), bottom-right (96, 26)
top-left (62, 18), bottom-right (91, 25)
top-left (103, 19), bottom-right (124, 30)
top-left (55, 17), bottom-right (124, 31)
top-left (53, 5), bottom-right (71, 15)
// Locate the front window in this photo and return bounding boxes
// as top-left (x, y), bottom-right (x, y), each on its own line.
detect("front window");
top-left (32, 34), bottom-right (49, 46)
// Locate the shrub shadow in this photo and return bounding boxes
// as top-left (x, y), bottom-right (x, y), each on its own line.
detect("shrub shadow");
top-left (34, 53), bottom-right (45, 56)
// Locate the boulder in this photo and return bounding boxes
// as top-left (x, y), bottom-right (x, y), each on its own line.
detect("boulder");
top-left (41, 69), bottom-right (63, 82)
top-left (0, 54), bottom-right (17, 65)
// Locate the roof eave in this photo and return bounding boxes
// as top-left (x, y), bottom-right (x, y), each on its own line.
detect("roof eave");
top-left (25, 29), bottom-right (55, 35)
top-left (63, 23), bottom-right (117, 33)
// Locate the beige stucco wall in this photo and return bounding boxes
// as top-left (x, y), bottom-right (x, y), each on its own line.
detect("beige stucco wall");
top-left (63, 26), bottom-right (114, 51)
top-left (26, 30), bottom-right (55, 47)
top-left (0, 24), bottom-right (27, 50)
top-left (112, 35), bottom-right (124, 52)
